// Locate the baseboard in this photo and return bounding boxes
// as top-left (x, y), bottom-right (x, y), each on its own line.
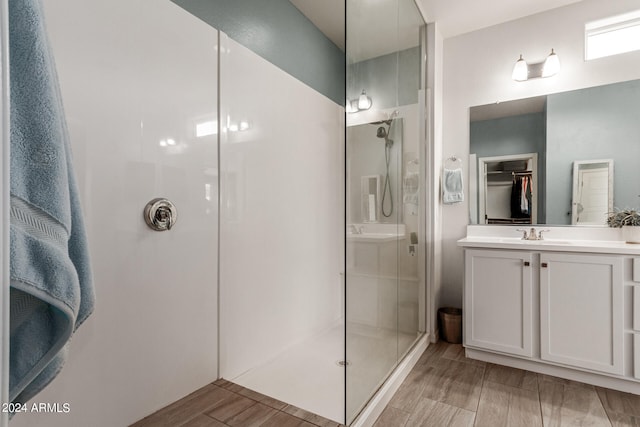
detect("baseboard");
top-left (466, 348), bottom-right (640, 395)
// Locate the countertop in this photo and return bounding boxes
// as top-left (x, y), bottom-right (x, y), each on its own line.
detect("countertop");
top-left (458, 236), bottom-right (640, 255)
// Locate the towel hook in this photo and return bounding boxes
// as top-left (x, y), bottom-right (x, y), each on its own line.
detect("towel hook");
top-left (144, 198), bottom-right (177, 231)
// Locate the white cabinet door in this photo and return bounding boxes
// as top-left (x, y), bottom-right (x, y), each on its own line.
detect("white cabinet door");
top-left (635, 334), bottom-right (640, 380)
top-left (465, 249), bottom-right (534, 357)
top-left (540, 253), bottom-right (623, 375)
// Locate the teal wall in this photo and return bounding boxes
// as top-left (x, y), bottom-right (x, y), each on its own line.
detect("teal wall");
top-left (347, 47), bottom-right (420, 109)
top-left (546, 79), bottom-right (640, 224)
top-left (172, 0), bottom-right (345, 105)
top-left (470, 113), bottom-right (545, 158)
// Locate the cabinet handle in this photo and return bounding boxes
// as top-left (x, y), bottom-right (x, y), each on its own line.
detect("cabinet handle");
top-left (524, 261), bottom-right (530, 266)
top-left (541, 262), bottom-right (548, 268)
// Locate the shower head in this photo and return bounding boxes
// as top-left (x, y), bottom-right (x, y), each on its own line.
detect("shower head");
top-left (376, 124), bottom-right (393, 147)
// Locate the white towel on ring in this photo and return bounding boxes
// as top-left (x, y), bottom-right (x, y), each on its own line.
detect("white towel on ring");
top-left (443, 168), bottom-right (464, 204)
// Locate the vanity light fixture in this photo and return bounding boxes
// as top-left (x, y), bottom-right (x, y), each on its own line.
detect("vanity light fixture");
top-left (346, 90), bottom-right (373, 113)
top-left (512, 54), bottom-right (528, 81)
top-left (357, 90), bottom-right (372, 110)
top-left (512, 49), bottom-right (560, 81)
top-left (542, 49), bottom-right (560, 77)
top-left (345, 99), bottom-right (358, 113)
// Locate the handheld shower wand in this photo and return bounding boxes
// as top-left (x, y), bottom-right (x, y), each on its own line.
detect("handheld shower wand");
top-left (375, 122), bottom-right (394, 217)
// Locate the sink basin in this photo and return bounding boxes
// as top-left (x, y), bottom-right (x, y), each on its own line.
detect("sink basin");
top-left (527, 240), bottom-right (571, 245)
top-left (483, 238), bottom-right (572, 245)
top-left (348, 233), bottom-right (398, 242)
top-left (508, 239), bottom-right (571, 245)
top-left (347, 223), bottom-right (406, 242)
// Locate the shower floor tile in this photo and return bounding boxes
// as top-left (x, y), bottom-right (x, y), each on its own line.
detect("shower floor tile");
top-left (232, 324), bottom-right (345, 423)
top-left (131, 324), bottom-right (420, 426)
top-left (231, 323), bottom-right (420, 424)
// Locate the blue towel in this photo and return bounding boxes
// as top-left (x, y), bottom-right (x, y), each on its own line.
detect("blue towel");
top-left (9, 0), bottom-right (94, 405)
top-left (443, 168), bottom-right (464, 204)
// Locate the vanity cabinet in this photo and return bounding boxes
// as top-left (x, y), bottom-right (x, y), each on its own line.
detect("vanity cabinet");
top-left (539, 253), bottom-right (623, 375)
top-left (464, 249), bottom-right (533, 357)
top-left (635, 334), bottom-right (640, 380)
top-left (465, 249), bottom-right (625, 374)
top-left (633, 285), bottom-right (640, 380)
top-left (459, 232), bottom-right (640, 395)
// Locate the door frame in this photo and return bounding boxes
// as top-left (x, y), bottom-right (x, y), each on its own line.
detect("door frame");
top-left (571, 159), bottom-right (613, 225)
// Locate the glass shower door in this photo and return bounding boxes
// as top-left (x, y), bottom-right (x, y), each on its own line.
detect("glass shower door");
top-left (345, 0), bottom-right (426, 422)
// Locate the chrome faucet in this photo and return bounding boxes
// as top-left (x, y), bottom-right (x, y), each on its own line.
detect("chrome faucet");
top-left (537, 229), bottom-right (550, 240)
top-left (516, 227), bottom-right (550, 240)
top-left (349, 224), bottom-right (363, 234)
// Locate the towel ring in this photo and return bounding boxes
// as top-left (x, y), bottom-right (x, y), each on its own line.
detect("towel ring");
top-left (445, 155), bottom-right (462, 168)
top-left (144, 198), bottom-right (177, 231)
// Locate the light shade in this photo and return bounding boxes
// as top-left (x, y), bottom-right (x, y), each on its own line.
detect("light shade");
top-left (357, 90), bottom-right (372, 110)
top-left (512, 55), bottom-right (528, 81)
top-left (542, 49), bottom-right (560, 77)
top-left (345, 99), bottom-right (357, 113)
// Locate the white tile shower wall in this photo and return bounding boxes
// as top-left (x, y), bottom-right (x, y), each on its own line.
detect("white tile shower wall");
top-left (11, 2), bottom-right (219, 426)
top-left (219, 33), bottom-right (344, 381)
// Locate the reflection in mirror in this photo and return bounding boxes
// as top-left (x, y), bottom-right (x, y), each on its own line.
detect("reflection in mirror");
top-left (361, 175), bottom-right (380, 222)
top-left (478, 154), bottom-right (537, 224)
top-left (470, 78), bottom-right (640, 226)
top-left (348, 118), bottom-right (403, 224)
top-left (571, 160), bottom-right (613, 225)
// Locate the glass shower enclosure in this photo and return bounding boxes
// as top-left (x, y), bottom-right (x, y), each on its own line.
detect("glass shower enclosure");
top-left (0, 0), bottom-right (428, 425)
top-left (345, 0), bottom-right (427, 422)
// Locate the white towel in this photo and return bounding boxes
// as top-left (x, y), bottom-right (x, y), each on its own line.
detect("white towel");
top-left (403, 171), bottom-right (420, 205)
top-left (443, 168), bottom-right (464, 204)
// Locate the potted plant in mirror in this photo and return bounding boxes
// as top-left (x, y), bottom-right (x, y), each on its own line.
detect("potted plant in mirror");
top-left (607, 209), bottom-right (640, 244)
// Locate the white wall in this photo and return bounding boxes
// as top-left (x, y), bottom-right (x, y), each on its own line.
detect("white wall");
top-left (218, 34), bottom-right (344, 380)
top-left (440, 0), bottom-right (640, 308)
top-left (12, 2), bottom-right (219, 426)
top-left (426, 22), bottom-right (444, 339)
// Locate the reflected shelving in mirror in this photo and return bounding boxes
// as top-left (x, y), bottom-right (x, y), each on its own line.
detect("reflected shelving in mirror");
top-left (469, 78), bottom-right (640, 227)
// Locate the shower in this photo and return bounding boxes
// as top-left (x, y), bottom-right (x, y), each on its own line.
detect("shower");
top-left (373, 119), bottom-right (394, 217)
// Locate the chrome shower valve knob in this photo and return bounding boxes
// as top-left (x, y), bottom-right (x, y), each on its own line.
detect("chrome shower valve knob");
top-left (144, 198), bottom-right (177, 231)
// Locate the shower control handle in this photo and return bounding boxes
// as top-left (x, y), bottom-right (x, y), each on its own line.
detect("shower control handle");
top-left (144, 198), bottom-right (177, 231)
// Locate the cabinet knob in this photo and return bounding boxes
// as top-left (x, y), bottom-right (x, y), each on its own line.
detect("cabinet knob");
top-left (541, 262), bottom-right (548, 268)
top-left (524, 261), bottom-right (530, 266)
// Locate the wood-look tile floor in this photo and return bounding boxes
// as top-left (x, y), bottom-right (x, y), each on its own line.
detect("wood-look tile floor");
top-left (130, 378), bottom-right (343, 427)
top-left (374, 341), bottom-right (640, 427)
top-left (131, 341), bottom-right (640, 426)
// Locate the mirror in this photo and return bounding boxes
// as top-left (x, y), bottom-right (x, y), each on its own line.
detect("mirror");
top-left (470, 78), bottom-right (640, 226)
